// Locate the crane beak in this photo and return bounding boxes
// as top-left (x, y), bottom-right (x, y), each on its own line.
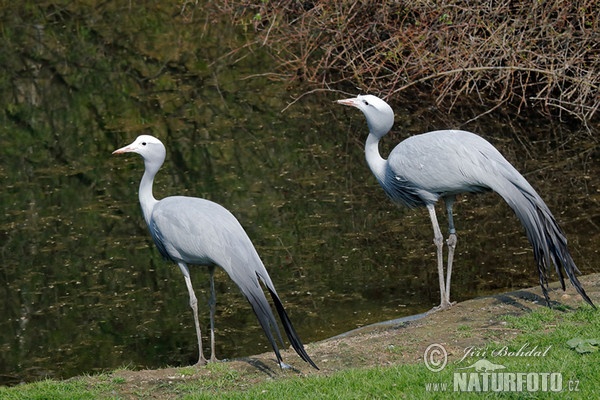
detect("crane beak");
top-left (112, 144), bottom-right (134, 155)
top-left (336, 98), bottom-right (359, 108)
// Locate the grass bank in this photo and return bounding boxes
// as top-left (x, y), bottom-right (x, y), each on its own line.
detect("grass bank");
top-left (2, 276), bottom-right (598, 399)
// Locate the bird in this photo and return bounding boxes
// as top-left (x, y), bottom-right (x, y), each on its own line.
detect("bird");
top-left (337, 94), bottom-right (595, 311)
top-left (112, 135), bottom-right (318, 369)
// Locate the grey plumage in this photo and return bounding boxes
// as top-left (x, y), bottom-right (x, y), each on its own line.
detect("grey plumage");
top-left (113, 135), bottom-right (318, 369)
top-left (337, 94), bottom-right (594, 310)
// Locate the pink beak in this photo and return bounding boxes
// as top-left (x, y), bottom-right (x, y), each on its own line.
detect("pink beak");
top-left (112, 145), bottom-right (134, 155)
top-left (336, 98), bottom-right (359, 108)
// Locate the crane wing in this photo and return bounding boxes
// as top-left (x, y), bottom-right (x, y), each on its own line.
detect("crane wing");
top-left (386, 130), bottom-right (512, 203)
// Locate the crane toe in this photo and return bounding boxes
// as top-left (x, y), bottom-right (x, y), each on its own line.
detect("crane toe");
top-left (428, 300), bottom-right (457, 314)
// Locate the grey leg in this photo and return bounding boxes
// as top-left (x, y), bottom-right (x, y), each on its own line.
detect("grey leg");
top-left (208, 265), bottom-right (218, 362)
top-left (427, 204), bottom-right (449, 310)
top-left (444, 196), bottom-right (457, 305)
top-left (178, 262), bottom-right (207, 366)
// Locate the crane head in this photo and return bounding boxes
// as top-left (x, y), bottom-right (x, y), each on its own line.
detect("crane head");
top-left (113, 135), bottom-right (166, 169)
top-left (337, 94), bottom-right (394, 138)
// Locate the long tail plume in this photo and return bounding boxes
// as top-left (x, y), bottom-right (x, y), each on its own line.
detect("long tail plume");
top-left (242, 286), bottom-right (286, 366)
top-left (267, 287), bottom-right (319, 369)
top-left (496, 180), bottom-right (595, 308)
top-left (240, 270), bottom-right (319, 369)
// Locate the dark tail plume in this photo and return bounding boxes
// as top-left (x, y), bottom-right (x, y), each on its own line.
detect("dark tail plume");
top-left (267, 287), bottom-right (319, 369)
top-left (241, 270), bottom-right (318, 369)
top-left (243, 288), bottom-right (286, 366)
top-left (496, 179), bottom-right (595, 308)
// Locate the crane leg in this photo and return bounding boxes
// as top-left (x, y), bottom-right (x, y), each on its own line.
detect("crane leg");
top-left (427, 204), bottom-right (451, 311)
top-left (444, 196), bottom-right (458, 306)
top-left (178, 263), bottom-right (208, 366)
top-left (208, 265), bottom-right (219, 363)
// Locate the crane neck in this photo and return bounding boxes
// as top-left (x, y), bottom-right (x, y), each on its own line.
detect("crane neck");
top-left (138, 159), bottom-right (160, 226)
top-left (365, 132), bottom-right (387, 184)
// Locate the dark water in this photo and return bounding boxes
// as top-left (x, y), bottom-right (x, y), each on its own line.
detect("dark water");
top-left (1, 2), bottom-right (599, 385)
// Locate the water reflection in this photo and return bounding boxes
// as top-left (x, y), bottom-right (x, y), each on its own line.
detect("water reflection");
top-left (1, 2), bottom-right (598, 386)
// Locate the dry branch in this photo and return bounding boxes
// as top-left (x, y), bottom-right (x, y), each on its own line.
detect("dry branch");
top-left (211, 0), bottom-right (600, 122)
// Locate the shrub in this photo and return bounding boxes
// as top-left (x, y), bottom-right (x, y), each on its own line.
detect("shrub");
top-left (213, 0), bottom-right (600, 122)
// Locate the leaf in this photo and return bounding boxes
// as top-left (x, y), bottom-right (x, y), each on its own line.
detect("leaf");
top-left (567, 338), bottom-right (600, 354)
top-left (566, 338), bottom-right (583, 349)
top-left (576, 342), bottom-right (598, 354)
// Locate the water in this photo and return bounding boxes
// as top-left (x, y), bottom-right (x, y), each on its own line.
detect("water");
top-left (1, 2), bottom-right (598, 385)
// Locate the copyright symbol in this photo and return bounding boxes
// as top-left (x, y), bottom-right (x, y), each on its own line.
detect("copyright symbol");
top-left (424, 343), bottom-right (447, 372)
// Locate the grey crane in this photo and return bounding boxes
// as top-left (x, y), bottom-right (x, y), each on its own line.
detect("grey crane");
top-left (337, 94), bottom-right (594, 311)
top-left (113, 135), bottom-right (318, 369)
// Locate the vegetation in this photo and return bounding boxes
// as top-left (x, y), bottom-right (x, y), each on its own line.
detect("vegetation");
top-left (1, 306), bottom-right (598, 398)
top-left (213, 0), bottom-right (600, 122)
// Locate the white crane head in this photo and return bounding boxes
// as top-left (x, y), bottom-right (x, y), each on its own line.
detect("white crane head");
top-left (113, 134), bottom-right (165, 157)
top-left (337, 94), bottom-right (394, 138)
top-left (113, 135), bottom-right (166, 169)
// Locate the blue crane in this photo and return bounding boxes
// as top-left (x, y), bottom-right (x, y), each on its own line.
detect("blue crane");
top-left (113, 135), bottom-right (318, 369)
top-left (337, 94), bottom-right (594, 311)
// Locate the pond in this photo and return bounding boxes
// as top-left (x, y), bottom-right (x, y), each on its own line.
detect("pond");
top-left (0, 2), bottom-right (598, 385)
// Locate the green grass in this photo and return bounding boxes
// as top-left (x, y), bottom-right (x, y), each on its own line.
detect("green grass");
top-left (1, 307), bottom-right (597, 399)
top-left (0, 379), bottom-right (98, 400)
